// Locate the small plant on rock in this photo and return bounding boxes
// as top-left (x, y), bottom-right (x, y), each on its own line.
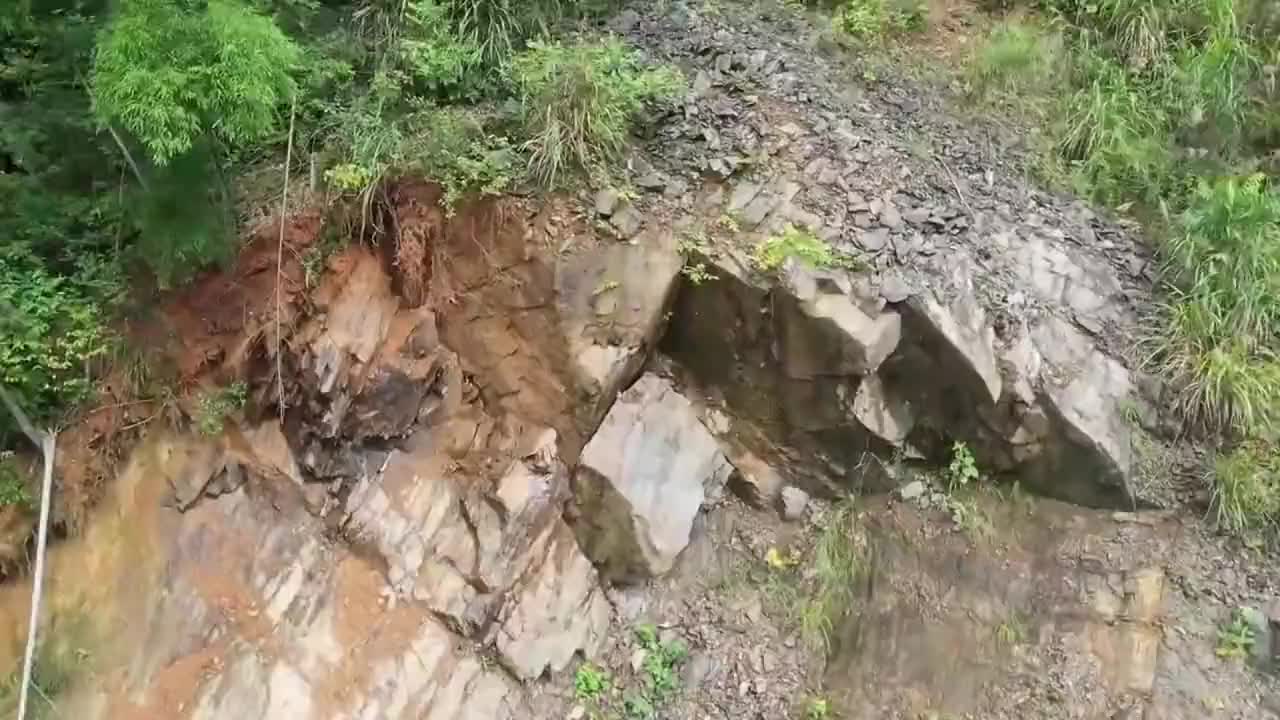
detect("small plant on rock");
top-left (609, 624), bottom-right (689, 719)
top-left (574, 662), bottom-right (611, 701)
top-left (946, 441), bottom-right (981, 493)
top-left (1216, 608), bottom-right (1257, 660)
top-left (805, 696), bottom-right (833, 720)
top-left (753, 224), bottom-right (859, 272)
top-left (195, 381), bottom-right (249, 437)
top-left (995, 612), bottom-right (1029, 647)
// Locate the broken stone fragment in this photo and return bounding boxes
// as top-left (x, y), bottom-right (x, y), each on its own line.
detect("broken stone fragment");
top-left (595, 188), bottom-right (620, 217)
top-left (778, 486), bottom-right (810, 521)
top-left (775, 265), bottom-right (902, 379)
top-left (571, 374), bottom-right (734, 582)
top-left (727, 447), bottom-right (786, 509)
top-left (850, 374), bottom-right (915, 445)
top-left (897, 480), bottom-right (926, 501)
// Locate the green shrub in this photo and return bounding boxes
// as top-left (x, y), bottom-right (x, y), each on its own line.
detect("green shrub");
top-left (1211, 440), bottom-right (1280, 536)
top-left (92, 0), bottom-right (301, 165)
top-left (0, 461), bottom-right (30, 509)
top-left (405, 106), bottom-right (516, 207)
top-left (0, 246), bottom-right (115, 430)
top-left (513, 38), bottom-right (682, 185)
top-left (832, 0), bottom-right (926, 39)
top-left (399, 0), bottom-right (487, 100)
top-left (1177, 23), bottom-right (1260, 157)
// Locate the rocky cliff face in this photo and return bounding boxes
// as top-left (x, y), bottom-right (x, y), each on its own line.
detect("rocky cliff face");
top-left (11, 3), bottom-right (1280, 720)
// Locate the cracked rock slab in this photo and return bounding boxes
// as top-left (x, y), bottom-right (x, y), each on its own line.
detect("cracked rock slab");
top-left (571, 373), bottom-right (734, 582)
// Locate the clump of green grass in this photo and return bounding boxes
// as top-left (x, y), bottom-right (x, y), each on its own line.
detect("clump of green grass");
top-left (752, 224), bottom-right (861, 273)
top-left (760, 499), bottom-right (864, 654)
top-left (995, 612), bottom-right (1029, 648)
top-left (1057, 51), bottom-right (1175, 204)
top-left (968, 21), bottom-right (1063, 99)
top-left (1210, 440), bottom-right (1280, 537)
top-left (1147, 175), bottom-right (1280, 434)
top-left (513, 38), bottom-right (683, 186)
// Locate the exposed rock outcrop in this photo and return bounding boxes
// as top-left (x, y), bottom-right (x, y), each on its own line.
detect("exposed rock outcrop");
top-left (570, 373), bottom-right (733, 582)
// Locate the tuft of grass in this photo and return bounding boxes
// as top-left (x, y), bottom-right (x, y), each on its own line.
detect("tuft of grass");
top-left (1147, 175), bottom-right (1280, 434)
top-left (1210, 440), bottom-right (1280, 538)
top-left (752, 224), bottom-right (860, 273)
top-left (1056, 50), bottom-right (1175, 205)
top-left (995, 612), bottom-right (1029, 647)
top-left (803, 499), bottom-right (864, 653)
top-left (968, 21), bottom-right (1063, 99)
top-left (513, 38), bottom-right (683, 186)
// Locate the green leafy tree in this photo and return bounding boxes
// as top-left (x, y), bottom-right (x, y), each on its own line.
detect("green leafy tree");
top-left (92, 0), bottom-right (302, 166)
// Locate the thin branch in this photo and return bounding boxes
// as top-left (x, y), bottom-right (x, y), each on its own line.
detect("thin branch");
top-left (105, 124), bottom-right (149, 193)
top-left (0, 387), bottom-right (42, 450)
top-left (939, 158), bottom-right (974, 218)
top-left (275, 95), bottom-right (298, 421)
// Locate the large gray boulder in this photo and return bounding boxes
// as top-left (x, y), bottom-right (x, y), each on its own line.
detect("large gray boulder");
top-left (570, 373), bottom-right (733, 582)
top-left (1028, 317), bottom-right (1135, 507)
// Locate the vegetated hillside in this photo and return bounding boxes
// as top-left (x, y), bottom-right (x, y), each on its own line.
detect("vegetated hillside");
top-left (1, 0), bottom-right (1279, 568)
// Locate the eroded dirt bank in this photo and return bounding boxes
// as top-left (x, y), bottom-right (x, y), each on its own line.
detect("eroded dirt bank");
top-left (1, 1), bottom-right (1278, 719)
